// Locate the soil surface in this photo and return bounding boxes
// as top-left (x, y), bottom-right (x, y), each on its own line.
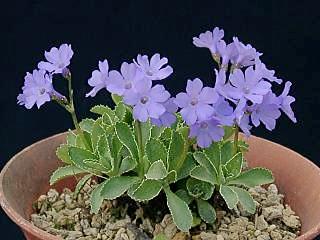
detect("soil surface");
top-left (31, 180), bottom-right (301, 240)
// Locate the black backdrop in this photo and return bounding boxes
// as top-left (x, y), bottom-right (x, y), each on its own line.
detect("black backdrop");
top-left (1, 0), bottom-right (319, 239)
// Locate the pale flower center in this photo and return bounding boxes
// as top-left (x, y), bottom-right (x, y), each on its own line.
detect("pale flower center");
top-left (140, 96), bottom-right (149, 104)
top-left (200, 122), bottom-right (208, 129)
top-left (243, 86), bottom-right (250, 94)
top-left (39, 88), bottom-right (46, 95)
top-left (191, 98), bottom-right (198, 106)
top-left (124, 82), bottom-right (132, 89)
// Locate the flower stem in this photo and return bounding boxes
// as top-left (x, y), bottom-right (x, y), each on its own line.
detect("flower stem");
top-left (134, 120), bottom-right (144, 177)
top-left (64, 74), bottom-right (91, 150)
top-left (233, 125), bottom-right (239, 154)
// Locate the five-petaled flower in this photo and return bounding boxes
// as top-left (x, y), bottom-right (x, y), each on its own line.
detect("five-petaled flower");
top-left (226, 67), bottom-right (271, 104)
top-left (230, 37), bottom-right (261, 67)
top-left (124, 78), bottom-right (170, 122)
top-left (175, 78), bottom-right (219, 125)
top-left (193, 27), bottom-right (224, 55)
top-left (189, 118), bottom-right (224, 148)
top-left (38, 44), bottom-right (73, 74)
top-left (278, 81), bottom-right (297, 123)
top-left (17, 69), bottom-right (58, 109)
top-left (134, 53), bottom-right (173, 81)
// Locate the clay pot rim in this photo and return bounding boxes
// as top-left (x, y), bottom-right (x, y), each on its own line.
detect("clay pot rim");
top-left (1, 132), bottom-right (320, 239)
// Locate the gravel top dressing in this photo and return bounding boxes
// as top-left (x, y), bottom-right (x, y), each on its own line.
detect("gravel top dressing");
top-left (31, 180), bottom-right (301, 240)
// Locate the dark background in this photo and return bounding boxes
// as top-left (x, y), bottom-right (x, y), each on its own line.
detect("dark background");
top-left (1, 0), bottom-right (319, 239)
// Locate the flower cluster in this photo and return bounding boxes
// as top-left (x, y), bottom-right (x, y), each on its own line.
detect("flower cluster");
top-left (182, 27), bottom-right (296, 147)
top-left (17, 44), bottom-right (73, 109)
top-left (86, 54), bottom-right (175, 123)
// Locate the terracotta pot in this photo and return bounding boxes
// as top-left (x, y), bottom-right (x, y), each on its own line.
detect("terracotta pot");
top-left (0, 132), bottom-right (320, 240)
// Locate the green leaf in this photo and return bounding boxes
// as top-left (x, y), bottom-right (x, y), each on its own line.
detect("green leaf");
top-left (225, 152), bottom-right (243, 178)
top-left (164, 187), bottom-right (193, 232)
top-left (223, 126), bottom-right (235, 140)
top-left (176, 153), bottom-right (196, 181)
top-left (118, 156), bottom-right (137, 175)
top-left (130, 179), bottom-right (163, 201)
top-left (56, 144), bottom-right (72, 164)
top-left (50, 165), bottom-right (87, 185)
top-left (97, 135), bottom-right (112, 170)
top-left (91, 105), bottom-right (115, 118)
top-left (228, 168), bottom-right (274, 187)
top-left (68, 147), bottom-right (98, 171)
top-left (100, 176), bottom-right (139, 200)
top-left (111, 94), bottom-right (122, 105)
top-left (167, 131), bottom-right (187, 172)
top-left (91, 120), bottom-right (105, 150)
top-left (238, 140), bottom-right (249, 153)
top-left (115, 122), bottom-right (139, 160)
top-left (229, 186), bottom-right (256, 214)
top-left (139, 120), bottom-right (152, 148)
top-left (175, 189), bottom-right (193, 205)
top-left (220, 141), bottom-right (233, 165)
top-left (151, 125), bottom-right (165, 139)
top-left (219, 185), bottom-right (238, 209)
top-left (190, 166), bottom-right (218, 186)
top-left (115, 102), bottom-right (127, 121)
top-left (83, 159), bottom-right (109, 173)
top-left (145, 138), bottom-right (167, 165)
top-left (196, 199), bottom-right (216, 224)
top-left (203, 143), bottom-right (220, 170)
top-left (74, 174), bottom-right (92, 196)
top-left (186, 178), bottom-right (214, 200)
top-left (90, 182), bottom-right (105, 214)
top-left (164, 170), bottom-right (177, 184)
top-left (193, 152), bottom-right (218, 176)
top-left (67, 131), bottom-right (77, 146)
top-left (79, 119), bottom-right (95, 133)
top-left (145, 160), bottom-right (168, 180)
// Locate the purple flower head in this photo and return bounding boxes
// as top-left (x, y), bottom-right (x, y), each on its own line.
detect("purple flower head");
top-left (124, 78), bottom-right (170, 122)
top-left (175, 78), bottom-right (219, 125)
top-left (86, 60), bottom-right (114, 97)
top-left (151, 98), bottom-right (178, 127)
top-left (230, 37), bottom-right (262, 67)
top-left (277, 81), bottom-right (297, 123)
top-left (193, 27), bottom-right (224, 54)
top-left (249, 92), bottom-right (281, 131)
top-left (216, 40), bottom-right (237, 67)
top-left (189, 118), bottom-right (224, 148)
top-left (17, 69), bottom-right (57, 109)
top-left (255, 58), bottom-right (282, 84)
top-left (106, 62), bottom-right (144, 96)
top-left (212, 97), bottom-right (235, 126)
top-left (38, 44), bottom-right (73, 74)
top-left (226, 67), bottom-right (271, 104)
top-left (134, 53), bottom-right (173, 80)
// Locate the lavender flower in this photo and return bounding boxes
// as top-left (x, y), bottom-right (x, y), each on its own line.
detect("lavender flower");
top-left (230, 37), bottom-right (261, 67)
top-left (216, 40), bottom-right (237, 67)
top-left (106, 62), bottom-right (144, 96)
top-left (134, 53), bottom-right (173, 80)
top-left (213, 97), bottom-right (235, 126)
top-left (86, 60), bottom-right (116, 97)
top-left (151, 98), bottom-right (178, 127)
top-left (237, 114), bottom-right (252, 136)
top-left (17, 69), bottom-right (56, 109)
top-left (189, 118), bottom-right (224, 148)
top-left (255, 58), bottom-right (282, 84)
top-left (278, 81), bottom-right (297, 123)
top-left (249, 92), bottom-right (281, 130)
top-left (226, 67), bottom-right (271, 104)
top-left (193, 27), bottom-right (224, 54)
top-left (38, 44), bottom-right (73, 74)
top-left (175, 78), bottom-right (219, 125)
top-left (124, 78), bottom-right (170, 122)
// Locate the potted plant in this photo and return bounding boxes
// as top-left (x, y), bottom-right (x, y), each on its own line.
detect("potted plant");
top-left (1, 27), bottom-right (320, 240)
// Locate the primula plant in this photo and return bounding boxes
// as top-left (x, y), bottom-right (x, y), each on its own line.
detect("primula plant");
top-left (18, 27), bottom-right (296, 232)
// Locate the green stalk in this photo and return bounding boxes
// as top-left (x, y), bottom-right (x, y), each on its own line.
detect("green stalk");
top-left (134, 120), bottom-right (144, 177)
